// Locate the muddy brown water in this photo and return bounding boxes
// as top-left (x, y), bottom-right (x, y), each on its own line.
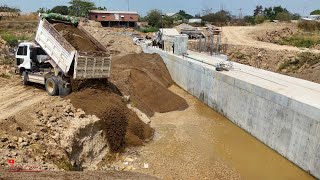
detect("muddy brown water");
top-left (133, 85), bottom-right (314, 180)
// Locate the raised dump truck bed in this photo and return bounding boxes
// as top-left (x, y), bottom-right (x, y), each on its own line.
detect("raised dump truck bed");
top-left (35, 18), bottom-right (111, 79)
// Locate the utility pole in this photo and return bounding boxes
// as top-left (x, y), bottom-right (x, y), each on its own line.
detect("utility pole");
top-left (127, 0), bottom-right (130, 11)
top-left (238, 8), bottom-right (243, 19)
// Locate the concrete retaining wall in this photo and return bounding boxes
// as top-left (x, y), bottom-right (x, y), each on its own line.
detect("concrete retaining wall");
top-left (143, 45), bottom-right (320, 178)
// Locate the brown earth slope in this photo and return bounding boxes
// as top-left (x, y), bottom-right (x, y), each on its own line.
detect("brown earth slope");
top-left (111, 53), bottom-right (189, 117)
top-left (67, 79), bottom-right (154, 152)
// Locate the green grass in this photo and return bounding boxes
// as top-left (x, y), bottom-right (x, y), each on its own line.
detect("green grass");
top-left (277, 33), bottom-right (320, 48)
top-left (278, 52), bottom-right (320, 72)
top-left (0, 32), bottom-right (30, 46)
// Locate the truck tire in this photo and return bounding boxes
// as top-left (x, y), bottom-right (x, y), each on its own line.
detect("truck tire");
top-left (22, 71), bottom-right (29, 86)
top-left (45, 77), bottom-right (59, 96)
top-left (58, 80), bottom-right (71, 97)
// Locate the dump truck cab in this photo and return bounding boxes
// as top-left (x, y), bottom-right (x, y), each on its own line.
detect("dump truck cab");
top-left (16, 42), bottom-right (50, 73)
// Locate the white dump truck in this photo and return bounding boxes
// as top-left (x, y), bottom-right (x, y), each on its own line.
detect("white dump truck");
top-left (16, 14), bottom-right (111, 96)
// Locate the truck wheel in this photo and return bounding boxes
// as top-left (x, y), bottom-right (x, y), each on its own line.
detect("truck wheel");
top-left (22, 71), bottom-right (29, 86)
top-left (59, 80), bottom-right (71, 97)
top-left (45, 77), bottom-right (59, 96)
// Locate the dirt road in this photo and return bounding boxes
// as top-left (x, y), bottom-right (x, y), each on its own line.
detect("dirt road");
top-left (131, 85), bottom-right (314, 180)
top-left (222, 24), bottom-right (320, 53)
top-left (0, 78), bottom-right (48, 120)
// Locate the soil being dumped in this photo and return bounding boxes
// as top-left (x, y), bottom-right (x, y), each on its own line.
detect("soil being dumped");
top-left (54, 23), bottom-right (100, 52)
top-left (67, 79), bottom-right (154, 152)
top-left (111, 53), bottom-right (189, 117)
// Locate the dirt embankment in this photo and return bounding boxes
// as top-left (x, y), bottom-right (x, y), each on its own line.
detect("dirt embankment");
top-left (225, 45), bottom-right (320, 83)
top-left (67, 79), bottom-right (154, 152)
top-left (111, 53), bottom-right (189, 117)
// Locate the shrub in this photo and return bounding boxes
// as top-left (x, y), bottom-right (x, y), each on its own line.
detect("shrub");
top-left (0, 33), bottom-right (28, 46)
top-left (138, 26), bottom-right (159, 33)
top-left (278, 52), bottom-right (320, 71)
top-left (298, 21), bottom-right (320, 31)
top-left (254, 15), bottom-right (266, 24)
top-left (276, 12), bottom-right (291, 22)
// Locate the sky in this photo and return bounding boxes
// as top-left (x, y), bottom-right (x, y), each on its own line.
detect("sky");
top-left (0, 0), bottom-right (319, 16)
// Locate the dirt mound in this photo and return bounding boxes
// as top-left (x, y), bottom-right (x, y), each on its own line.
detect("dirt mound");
top-left (81, 25), bottom-right (142, 56)
top-left (257, 27), bottom-right (294, 43)
top-left (111, 53), bottom-right (189, 117)
top-left (66, 80), bottom-right (154, 152)
top-left (54, 23), bottom-right (100, 52)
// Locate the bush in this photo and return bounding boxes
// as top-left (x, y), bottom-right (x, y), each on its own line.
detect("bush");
top-left (310, 10), bottom-right (320, 15)
top-left (276, 12), bottom-right (291, 22)
top-left (254, 15), bottom-right (266, 24)
top-left (298, 21), bottom-right (320, 31)
top-left (138, 26), bottom-right (159, 33)
top-left (243, 16), bottom-right (255, 25)
top-left (0, 33), bottom-right (28, 46)
top-left (278, 52), bottom-right (320, 71)
top-left (279, 36), bottom-right (319, 48)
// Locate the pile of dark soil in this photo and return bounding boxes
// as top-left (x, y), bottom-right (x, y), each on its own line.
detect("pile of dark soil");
top-left (66, 79), bottom-right (154, 152)
top-left (111, 53), bottom-right (189, 117)
top-left (54, 23), bottom-right (100, 52)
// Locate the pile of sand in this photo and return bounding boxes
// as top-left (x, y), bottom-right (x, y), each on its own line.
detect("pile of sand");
top-left (81, 25), bottom-right (142, 56)
top-left (111, 53), bottom-right (189, 117)
top-left (67, 79), bottom-right (154, 152)
top-left (54, 23), bottom-right (100, 52)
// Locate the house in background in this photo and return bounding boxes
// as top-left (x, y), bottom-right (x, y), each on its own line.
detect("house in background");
top-left (89, 10), bottom-right (139, 28)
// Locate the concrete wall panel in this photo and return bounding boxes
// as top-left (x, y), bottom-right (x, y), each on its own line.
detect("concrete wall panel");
top-left (143, 46), bottom-right (320, 178)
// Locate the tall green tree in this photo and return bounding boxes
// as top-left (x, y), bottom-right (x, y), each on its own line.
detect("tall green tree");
top-left (263, 6), bottom-right (289, 20)
top-left (68, 0), bottom-right (96, 17)
top-left (202, 10), bottom-right (231, 25)
top-left (176, 10), bottom-right (193, 20)
top-left (145, 9), bottom-right (162, 27)
top-left (310, 10), bottom-right (320, 15)
top-left (254, 5), bottom-right (263, 16)
top-left (50, 6), bottom-right (69, 15)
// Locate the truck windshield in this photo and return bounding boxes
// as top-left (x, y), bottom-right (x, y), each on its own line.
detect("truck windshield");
top-left (17, 46), bottom-right (27, 56)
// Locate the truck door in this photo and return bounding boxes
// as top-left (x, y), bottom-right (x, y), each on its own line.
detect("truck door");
top-left (16, 45), bottom-right (31, 70)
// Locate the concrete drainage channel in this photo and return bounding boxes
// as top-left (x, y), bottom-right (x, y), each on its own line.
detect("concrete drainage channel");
top-left (143, 45), bottom-right (320, 179)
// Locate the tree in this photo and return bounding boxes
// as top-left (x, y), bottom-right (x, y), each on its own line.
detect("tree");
top-left (176, 10), bottom-right (193, 20)
top-left (37, 7), bottom-right (49, 13)
top-left (97, 6), bottom-right (107, 10)
top-left (194, 13), bottom-right (201, 18)
top-left (276, 12), bottom-right (291, 21)
top-left (202, 8), bottom-right (213, 16)
top-left (254, 5), bottom-right (263, 16)
top-left (263, 6), bottom-right (289, 20)
top-left (68, 0), bottom-right (96, 17)
top-left (244, 15), bottom-right (255, 24)
top-left (0, 5), bottom-right (20, 13)
top-left (310, 10), bottom-right (320, 15)
top-left (50, 6), bottom-right (69, 15)
top-left (202, 10), bottom-right (231, 26)
top-left (162, 15), bottom-right (174, 28)
top-left (291, 13), bottom-right (301, 20)
top-left (254, 15), bottom-right (266, 24)
top-left (145, 9), bottom-right (162, 27)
